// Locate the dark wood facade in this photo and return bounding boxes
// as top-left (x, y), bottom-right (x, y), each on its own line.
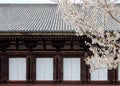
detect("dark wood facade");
top-left (0, 35), bottom-right (119, 86)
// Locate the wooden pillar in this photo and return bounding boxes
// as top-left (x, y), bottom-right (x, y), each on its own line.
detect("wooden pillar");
top-left (0, 40), bottom-right (10, 83)
top-left (1, 53), bottom-right (8, 83)
top-left (26, 55), bottom-right (30, 83)
top-left (81, 52), bottom-right (91, 84)
top-left (26, 54), bottom-right (36, 84)
top-left (81, 57), bottom-right (90, 83)
top-left (30, 55), bottom-right (36, 83)
top-left (52, 41), bottom-right (64, 83)
top-left (57, 53), bottom-right (63, 83)
top-left (0, 55), bottom-right (2, 83)
top-left (108, 69), bottom-right (116, 84)
top-left (53, 54), bottom-right (58, 83)
top-left (86, 64), bottom-right (90, 83)
top-left (53, 52), bottom-right (63, 83)
top-left (24, 41), bottom-right (37, 83)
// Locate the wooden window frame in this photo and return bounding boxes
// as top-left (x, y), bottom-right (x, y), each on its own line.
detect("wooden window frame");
top-left (89, 70), bottom-right (109, 84)
top-left (7, 54), bottom-right (28, 84)
top-left (88, 66), bottom-right (114, 84)
top-left (61, 57), bottom-right (82, 84)
top-left (34, 57), bottom-right (55, 84)
top-left (33, 52), bottom-right (57, 84)
top-left (60, 52), bottom-right (85, 84)
top-left (0, 52), bottom-right (119, 84)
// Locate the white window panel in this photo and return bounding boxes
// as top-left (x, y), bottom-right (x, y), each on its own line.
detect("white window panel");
top-left (91, 64), bottom-right (108, 81)
top-left (63, 58), bottom-right (80, 80)
top-left (9, 58), bottom-right (26, 80)
top-left (118, 63), bottom-right (120, 80)
top-left (63, 58), bottom-right (71, 80)
top-left (36, 58), bottom-right (53, 80)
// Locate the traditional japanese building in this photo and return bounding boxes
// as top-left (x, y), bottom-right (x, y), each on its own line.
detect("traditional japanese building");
top-left (0, 4), bottom-right (120, 86)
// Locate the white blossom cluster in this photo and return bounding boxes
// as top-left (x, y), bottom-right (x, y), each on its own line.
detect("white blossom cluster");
top-left (85, 31), bottom-right (120, 72)
top-left (56, 0), bottom-right (120, 72)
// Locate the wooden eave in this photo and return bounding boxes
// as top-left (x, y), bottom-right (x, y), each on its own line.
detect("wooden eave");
top-left (0, 32), bottom-right (75, 36)
top-left (0, 34), bottom-right (91, 42)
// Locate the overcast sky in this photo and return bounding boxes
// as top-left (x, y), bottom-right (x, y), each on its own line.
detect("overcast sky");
top-left (0, 0), bottom-right (55, 3)
top-left (0, 0), bottom-right (119, 3)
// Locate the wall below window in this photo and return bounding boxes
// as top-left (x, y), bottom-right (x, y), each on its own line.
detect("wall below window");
top-left (0, 84), bottom-right (119, 86)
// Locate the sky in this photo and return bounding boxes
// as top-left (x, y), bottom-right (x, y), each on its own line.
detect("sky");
top-left (0, 0), bottom-right (119, 3)
top-left (0, 0), bottom-right (55, 3)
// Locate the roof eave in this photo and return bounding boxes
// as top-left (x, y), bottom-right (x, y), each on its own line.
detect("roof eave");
top-left (0, 32), bottom-right (76, 36)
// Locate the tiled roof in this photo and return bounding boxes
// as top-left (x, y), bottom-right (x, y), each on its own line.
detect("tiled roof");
top-left (0, 4), bottom-right (119, 33)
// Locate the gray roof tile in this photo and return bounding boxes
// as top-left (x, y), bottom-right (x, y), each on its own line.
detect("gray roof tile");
top-left (0, 4), bottom-right (119, 33)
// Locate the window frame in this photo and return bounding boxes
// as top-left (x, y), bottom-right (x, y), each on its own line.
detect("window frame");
top-left (33, 52), bottom-right (56, 84)
top-left (89, 68), bottom-right (110, 84)
top-left (9, 57), bottom-right (27, 81)
top-left (7, 53), bottom-right (28, 84)
top-left (88, 65), bottom-right (113, 84)
top-left (60, 52), bottom-right (85, 84)
top-left (62, 57), bottom-right (82, 84)
top-left (35, 57), bottom-right (54, 83)
top-left (0, 51), bottom-right (117, 84)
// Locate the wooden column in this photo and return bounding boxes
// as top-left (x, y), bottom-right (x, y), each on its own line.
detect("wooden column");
top-left (0, 55), bottom-right (2, 83)
top-left (108, 69), bottom-right (116, 84)
top-left (52, 41), bottom-right (64, 83)
top-left (30, 55), bottom-right (36, 83)
top-left (0, 40), bottom-right (10, 83)
top-left (1, 53), bottom-right (8, 83)
top-left (53, 54), bottom-right (58, 83)
top-left (26, 55), bottom-right (30, 83)
top-left (81, 52), bottom-right (91, 84)
top-left (24, 41), bottom-right (38, 83)
top-left (57, 53), bottom-right (63, 83)
top-left (54, 52), bottom-right (62, 83)
top-left (81, 57), bottom-right (90, 83)
top-left (26, 54), bottom-right (36, 84)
